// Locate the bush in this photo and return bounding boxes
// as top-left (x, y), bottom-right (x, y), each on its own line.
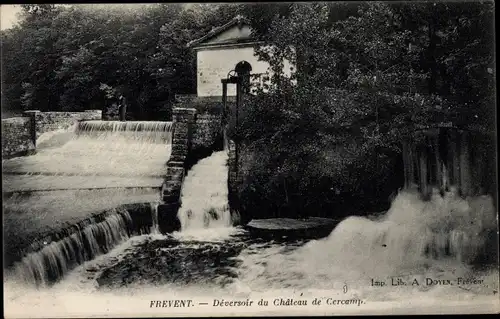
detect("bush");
top-left (228, 83), bottom-right (404, 220)
top-left (228, 2), bottom-right (494, 221)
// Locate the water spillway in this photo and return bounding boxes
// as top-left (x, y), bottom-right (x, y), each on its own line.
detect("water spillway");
top-left (6, 202), bottom-right (159, 287)
top-left (3, 126), bottom-right (498, 316)
top-left (11, 209), bottom-right (134, 287)
top-left (175, 151), bottom-right (238, 240)
top-left (3, 120), bottom-right (173, 284)
top-left (2, 120), bottom-right (172, 190)
top-left (78, 120), bottom-right (173, 132)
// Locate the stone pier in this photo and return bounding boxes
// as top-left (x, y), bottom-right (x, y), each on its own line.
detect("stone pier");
top-left (158, 108), bottom-right (196, 233)
top-left (157, 100), bottom-right (229, 234)
top-left (2, 109), bottom-right (102, 159)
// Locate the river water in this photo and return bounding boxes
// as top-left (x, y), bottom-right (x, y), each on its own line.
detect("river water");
top-left (3, 130), bottom-right (499, 317)
top-left (3, 121), bottom-right (172, 216)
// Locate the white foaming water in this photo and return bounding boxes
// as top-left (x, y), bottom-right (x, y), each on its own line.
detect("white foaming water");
top-left (150, 202), bottom-right (160, 234)
top-left (174, 151), bottom-right (240, 241)
top-left (4, 187), bottom-right (499, 316)
top-left (3, 120), bottom-right (170, 264)
top-left (4, 225), bottom-right (499, 318)
top-left (233, 187), bottom-right (499, 299)
top-left (36, 124), bottom-right (78, 149)
top-left (4, 142), bottom-right (499, 316)
top-left (3, 121), bottom-right (169, 298)
top-left (8, 210), bottom-right (135, 287)
top-left (3, 120), bottom-right (172, 179)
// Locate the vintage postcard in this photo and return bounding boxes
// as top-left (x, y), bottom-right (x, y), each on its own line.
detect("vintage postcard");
top-left (2, 2), bottom-right (498, 317)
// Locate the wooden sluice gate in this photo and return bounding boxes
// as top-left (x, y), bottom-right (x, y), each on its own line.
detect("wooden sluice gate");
top-left (401, 126), bottom-right (496, 203)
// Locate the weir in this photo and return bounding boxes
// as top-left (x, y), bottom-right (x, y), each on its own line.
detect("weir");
top-left (78, 120), bottom-right (173, 134)
top-left (3, 108), bottom-right (498, 315)
top-left (7, 203), bottom-right (159, 287)
top-left (3, 118), bottom-right (176, 287)
top-left (2, 120), bottom-right (173, 188)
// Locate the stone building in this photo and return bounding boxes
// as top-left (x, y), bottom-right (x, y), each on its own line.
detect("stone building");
top-left (187, 15), bottom-right (294, 98)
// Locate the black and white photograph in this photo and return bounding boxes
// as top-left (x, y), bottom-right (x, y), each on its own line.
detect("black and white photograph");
top-left (1, 1), bottom-right (498, 317)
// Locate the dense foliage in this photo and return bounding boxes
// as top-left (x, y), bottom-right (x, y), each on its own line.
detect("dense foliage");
top-left (1, 3), bottom-right (495, 219)
top-left (231, 2), bottom-right (496, 219)
top-left (1, 3), bottom-right (243, 119)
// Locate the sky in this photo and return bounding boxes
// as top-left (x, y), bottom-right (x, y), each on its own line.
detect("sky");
top-left (1, 5), bottom-right (21, 30)
top-left (0, 4), bottom-right (159, 31)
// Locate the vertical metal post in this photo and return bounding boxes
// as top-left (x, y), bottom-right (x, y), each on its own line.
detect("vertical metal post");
top-left (236, 79), bottom-right (242, 131)
top-left (235, 77), bottom-right (243, 179)
top-left (222, 80), bottom-right (228, 120)
top-left (221, 79), bottom-right (228, 150)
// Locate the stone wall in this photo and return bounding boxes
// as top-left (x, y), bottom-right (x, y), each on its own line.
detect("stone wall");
top-left (157, 105), bottom-right (229, 233)
top-left (158, 108), bottom-right (197, 234)
top-left (2, 110), bottom-right (102, 159)
top-left (25, 109), bottom-right (102, 139)
top-left (1, 117), bottom-right (35, 159)
top-left (174, 95), bottom-right (227, 165)
top-left (196, 46), bottom-right (271, 97)
top-left (192, 112), bottom-right (223, 154)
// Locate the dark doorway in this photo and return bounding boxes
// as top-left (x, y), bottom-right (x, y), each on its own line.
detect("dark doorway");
top-left (235, 61), bottom-right (252, 93)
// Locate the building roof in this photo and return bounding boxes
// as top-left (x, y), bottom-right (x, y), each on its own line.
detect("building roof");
top-left (187, 15), bottom-right (257, 49)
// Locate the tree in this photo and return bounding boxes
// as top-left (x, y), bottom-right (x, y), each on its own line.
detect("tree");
top-left (232, 1), bottom-right (495, 219)
top-left (2, 3), bottom-right (255, 120)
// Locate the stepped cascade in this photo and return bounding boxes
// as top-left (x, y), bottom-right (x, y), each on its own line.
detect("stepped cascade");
top-left (3, 120), bottom-right (174, 286)
top-left (3, 123), bottom-right (498, 317)
top-left (2, 121), bottom-right (173, 191)
top-left (175, 151), bottom-right (238, 240)
top-left (10, 209), bottom-right (134, 287)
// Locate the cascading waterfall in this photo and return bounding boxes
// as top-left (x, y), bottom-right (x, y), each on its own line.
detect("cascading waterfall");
top-left (9, 209), bottom-right (134, 287)
top-left (4, 119), bottom-right (173, 287)
top-left (2, 120), bottom-right (173, 179)
top-left (176, 151), bottom-right (236, 239)
top-left (322, 187), bottom-right (497, 274)
top-left (232, 186), bottom-right (498, 298)
top-left (3, 121), bottom-right (498, 317)
top-left (234, 127), bottom-right (498, 294)
top-left (77, 121), bottom-right (173, 143)
top-left (36, 124), bottom-right (78, 149)
top-left (150, 202), bottom-right (160, 234)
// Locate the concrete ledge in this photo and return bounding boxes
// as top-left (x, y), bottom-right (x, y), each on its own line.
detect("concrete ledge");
top-left (245, 217), bottom-right (341, 240)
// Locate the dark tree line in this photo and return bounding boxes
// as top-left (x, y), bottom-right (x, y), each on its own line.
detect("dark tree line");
top-left (1, 3), bottom-right (244, 119)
